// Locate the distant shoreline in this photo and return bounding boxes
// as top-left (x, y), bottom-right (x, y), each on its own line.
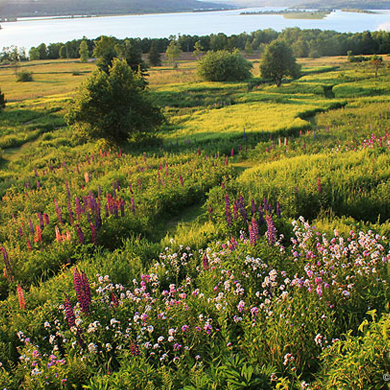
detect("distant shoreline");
top-left (0, 8), bottom-right (237, 23)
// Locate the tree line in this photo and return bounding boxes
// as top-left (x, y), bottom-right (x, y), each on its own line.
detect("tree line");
top-left (1, 28), bottom-right (390, 64)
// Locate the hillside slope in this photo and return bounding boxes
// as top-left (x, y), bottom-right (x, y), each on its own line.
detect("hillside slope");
top-left (0, 0), bottom-right (232, 18)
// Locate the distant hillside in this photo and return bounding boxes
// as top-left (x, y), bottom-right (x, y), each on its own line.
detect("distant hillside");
top-left (0, 0), bottom-right (233, 18)
top-left (212, 0), bottom-right (390, 8)
top-left (297, 0), bottom-right (390, 9)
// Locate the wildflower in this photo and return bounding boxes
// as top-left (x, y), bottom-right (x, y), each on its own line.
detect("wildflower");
top-left (1, 247), bottom-right (13, 281)
top-left (34, 225), bottom-right (42, 243)
top-left (225, 194), bottom-right (232, 227)
top-left (17, 285), bottom-right (25, 309)
top-left (202, 254), bottom-right (209, 271)
top-left (266, 214), bottom-right (276, 245)
top-left (64, 295), bottom-right (76, 329)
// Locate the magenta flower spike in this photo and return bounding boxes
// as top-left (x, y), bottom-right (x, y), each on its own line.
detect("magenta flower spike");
top-left (64, 294), bottom-right (76, 328)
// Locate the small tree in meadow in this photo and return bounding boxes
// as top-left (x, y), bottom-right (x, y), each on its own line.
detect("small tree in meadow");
top-left (148, 42), bottom-right (162, 67)
top-left (17, 70), bottom-right (33, 82)
top-left (66, 58), bottom-right (164, 145)
top-left (79, 40), bottom-right (89, 63)
top-left (260, 40), bottom-right (301, 87)
top-left (0, 87), bottom-right (6, 111)
top-left (197, 50), bottom-right (253, 82)
top-left (193, 41), bottom-right (204, 61)
top-left (371, 54), bottom-right (383, 78)
top-left (166, 40), bottom-right (182, 69)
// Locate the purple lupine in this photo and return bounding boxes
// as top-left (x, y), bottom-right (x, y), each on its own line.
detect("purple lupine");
top-left (1, 247), bottom-right (13, 281)
top-left (89, 191), bottom-right (97, 213)
top-left (263, 197), bottom-right (268, 211)
top-left (225, 194), bottom-right (232, 227)
top-left (226, 156), bottom-right (229, 166)
top-left (67, 201), bottom-right (74, 226)
top-left (18, 226), bottom-right (24, 239)
top-left (131, 197), bottom-right (136, 215)
top-left (73, 269), bottom-right (90, 314)
top-left (43, 213), bottom-right (50, 225)
top-left (37, 180), bottom-right (41, 189)
top-left (113, 202), bottom-right (119, 218)
top-left (179, 175), bottom-right (184, 187)
top-left (81, 272), bottom-right (91, 308)
top-left (65, 182), bottom-right (71, 200)
top-left (252, 216), bottom-right (260, 240)
top-left (37, 212), bottom-right (44, 229)
top-left (231, 148), bottom-right (234, 157)
top-left (116, 179), bottom-right (120, 192)
top-left (248, 224), bottom-right (256, 246)
top-left (129, 183), bottom-right (133, 194)
top-left (202, 254), bottom-right (209, 270)
top-left (120, 200), bottom-right (125, 217)
top-left (75, 197), bottom-right (82, 221)
top-left (76, 225), bottom-right (85, 245)
top-left (95, 200), bottom-right (102, 229)
top-left (98, 185), bottom-right (102, 197)
top-left (138, 178), bottom-right (141, 190)
top-left (90, 223), bottom-right (98, 245)
top-left (238, 202), bottom-right (247, 225)
top-left (276, 202), bottom-right (281, 218)
top-left (64, 295), bottom-right (76, 328)
top-left (34, 167), bottom-right (38, 177)
top-left (112, 187), bottom-right (116, 199)
top-left (54, 199), bottom-right (63, 225)
top-left (251, 198), bottom-right (256, 216)
top-left (29, 219), bottom-right (34, 235)
top-left (233, 202), bottom-right (239, 221)
top-left (266, 214), bottom-right (276, 246)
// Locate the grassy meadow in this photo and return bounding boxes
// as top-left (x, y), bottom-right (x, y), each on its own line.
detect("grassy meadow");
top-left (0, 53), bottom-right (390, 389)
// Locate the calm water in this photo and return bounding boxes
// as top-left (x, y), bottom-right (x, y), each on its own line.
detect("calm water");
top-left (1, 8), bottom-right (390, 49)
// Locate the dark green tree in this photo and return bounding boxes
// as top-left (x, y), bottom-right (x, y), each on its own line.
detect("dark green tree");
top-left (0, 87), bottom-right (6, 111)
top-left (148, 42), bottom-right (162, 67)
top-left (117, 40), bottom-right (148, 78)
top-left (59, 46), bottom-right (67, 59)
top-left (93, 36), bottom-right (117, 73)
top-left (260, 40), bottom-right (301, 87)
top-left (197, 50), bottom-right (253, 82)
top-left (28, 47), bottom-right (40, 61)
top-left (79, 40), bottom-right (89, 63)
top-left (66, 59), bottom-right (164, 145)
top-left (37, 43), bottom-right (47, 59)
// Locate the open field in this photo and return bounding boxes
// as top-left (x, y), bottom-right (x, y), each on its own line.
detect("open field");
top-left (0, 54), bottom-right (390, 389)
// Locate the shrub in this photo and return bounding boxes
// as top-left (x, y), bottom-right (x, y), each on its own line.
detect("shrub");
top-left (0, 87), bottom-right (5, 110)
top-left (197, 50), bottom-right (253, 82)
top-left (260, 40), bottom-right (301, 87)
top-left (66, 58), bottom-right (164, 145)
top-left (16, 70), bottom-right (33, 82)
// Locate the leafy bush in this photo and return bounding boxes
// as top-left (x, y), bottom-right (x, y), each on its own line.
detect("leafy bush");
top-left (0, 87), bottom-right (5, 111)
top-left (197, 50), bottom-right (253, 82)
top-left (260, 40), bottom-right (301, 87)
top-left (16, 70), bottom-right (33, 82)
top-left (66, 58), bottom-right (164, 145)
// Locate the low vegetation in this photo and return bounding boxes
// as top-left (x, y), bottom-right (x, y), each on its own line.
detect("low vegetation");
top-left (0, 44), bottom-right (389, 389)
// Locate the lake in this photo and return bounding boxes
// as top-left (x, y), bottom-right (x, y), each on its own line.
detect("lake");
top-left (1, 7), bottom-right (390, 49)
